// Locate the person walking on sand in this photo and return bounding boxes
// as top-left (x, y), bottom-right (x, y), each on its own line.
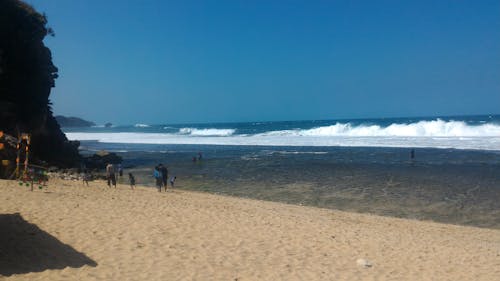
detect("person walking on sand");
top-left (82, 168), bottom-right (91, 186)
top-left (128, 172), bottom-right (135, 189)
top-left (153, 165), bottom-right (163, 192)
top-left (159, 164), bottom-right (169, 191)
top-left (106, 163), bottom-right (116, 188)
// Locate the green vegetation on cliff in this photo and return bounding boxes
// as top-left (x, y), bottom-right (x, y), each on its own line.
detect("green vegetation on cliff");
top-left (0, 0), bottom-right (80, 168)
top-left (55, 116), bottom-right (96, 128)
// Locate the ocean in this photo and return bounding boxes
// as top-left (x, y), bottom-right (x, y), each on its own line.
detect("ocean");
top-left (64, 115), bottom-right (500, 228)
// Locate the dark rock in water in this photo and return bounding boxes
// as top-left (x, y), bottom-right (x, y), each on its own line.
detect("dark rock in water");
top-left (0, 0), bottom-right (81, 172)
top-left (104, 123), bottom-right (113, 128)
top-left (55, 116), bottom-right (95, 127)
top-left (83, 151), bottom-right (122, 170)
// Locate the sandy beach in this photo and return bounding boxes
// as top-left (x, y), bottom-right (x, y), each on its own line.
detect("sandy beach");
top-left (1, 178), bottom-right (499, 281)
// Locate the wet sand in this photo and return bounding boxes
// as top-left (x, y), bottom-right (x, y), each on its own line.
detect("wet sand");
top-left (1, 178), bottom-right (500, 280)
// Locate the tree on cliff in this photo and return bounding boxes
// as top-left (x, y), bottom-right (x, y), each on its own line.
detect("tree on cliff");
top-left (0, 0), bottom-right (80, 167)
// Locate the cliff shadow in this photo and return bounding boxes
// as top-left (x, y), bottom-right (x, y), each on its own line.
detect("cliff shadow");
top-left (0, 213), bottom-right (97, 276)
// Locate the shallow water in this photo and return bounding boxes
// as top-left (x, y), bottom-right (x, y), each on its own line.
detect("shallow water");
top-left (83, 143), bottom-right (500, 229)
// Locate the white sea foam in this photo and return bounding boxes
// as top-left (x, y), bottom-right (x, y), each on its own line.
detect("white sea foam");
top-left (276, 151), bottom-right (329, 155)
top-left (134, 123), bottom-right (150, 128)
top-left (178, 128), bottom-right (236, 136)
top-left (259, 119), bottom-right (500, 137)
top-left (65, 120), bottom-right (500, 151)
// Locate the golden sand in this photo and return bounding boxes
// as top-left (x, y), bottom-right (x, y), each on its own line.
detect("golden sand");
top-left (1, 178), bottom-right (499, 280)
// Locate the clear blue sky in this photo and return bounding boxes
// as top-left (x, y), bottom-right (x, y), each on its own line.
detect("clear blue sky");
top-left (28, 0), bottom-right (500, 124)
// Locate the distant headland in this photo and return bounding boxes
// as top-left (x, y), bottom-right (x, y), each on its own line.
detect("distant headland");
top-left (55, 116), bottom-right (95, 127)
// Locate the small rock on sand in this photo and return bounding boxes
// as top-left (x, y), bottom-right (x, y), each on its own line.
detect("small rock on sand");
top-left (356, 258), bottom-right (372, 268)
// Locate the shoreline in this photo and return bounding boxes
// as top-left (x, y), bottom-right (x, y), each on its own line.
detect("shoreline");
top-left (1, 178), bottom-right (500, 280)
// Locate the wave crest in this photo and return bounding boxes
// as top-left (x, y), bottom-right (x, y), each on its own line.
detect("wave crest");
top-left (178, 128), bottom-right (236, 136)
top-left (64, 119), bottom-right (500, 150)
top-left (258, 119), bottom-right (500, 137)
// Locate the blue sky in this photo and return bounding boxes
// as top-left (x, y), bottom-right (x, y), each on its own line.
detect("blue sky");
top-left (28, 0), bottom-right (500, 125)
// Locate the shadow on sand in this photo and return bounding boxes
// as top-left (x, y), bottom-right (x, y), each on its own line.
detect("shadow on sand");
top-left (0, 213), bottom-right (97, 276)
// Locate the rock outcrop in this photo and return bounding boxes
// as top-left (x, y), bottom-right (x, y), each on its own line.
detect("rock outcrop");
top-left (55, 116), bottom-right (95, 128)
top-left (0, 0), bottom-right (81, 173)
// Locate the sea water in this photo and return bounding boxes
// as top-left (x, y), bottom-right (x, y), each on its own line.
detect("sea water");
top-left (64, 115), bottom-right (500, 228)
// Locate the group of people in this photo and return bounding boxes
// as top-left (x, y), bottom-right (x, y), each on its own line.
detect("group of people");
top-left (153, 163), bottom-right (175, 192)
top-left (105, 163), bottom-right (135, 189)
top-left (82, 162), bottom-right (175, 191)
top-left (192, 152), bottom-right (203, 163)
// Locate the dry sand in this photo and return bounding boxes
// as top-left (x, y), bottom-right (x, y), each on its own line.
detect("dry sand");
top-left (0, 178), bottom-right (499, 281)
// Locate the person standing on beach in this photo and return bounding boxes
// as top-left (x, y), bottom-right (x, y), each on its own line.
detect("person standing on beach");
top-left (118, 164), bottom-right (123, 177)
top-left (159, 164), bottom-right (168, 191)
top-left (128, 172), bottom-right (135, 189)
top-left (169, 176), bottom-right (176, 188)
top-left (153, 165), bottom-right (163, 192)
top-left (106, 163), bottom-right (116, 188)
top-left (82, 169), bottom-right (90, 186)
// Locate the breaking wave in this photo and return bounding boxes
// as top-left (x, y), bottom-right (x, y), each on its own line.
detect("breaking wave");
top-left (64, 119), bottom-right (500, 151)
top-left (259, 119), bottom-right (500, 137)
top-left (178, 128), bottom-right (236, 136)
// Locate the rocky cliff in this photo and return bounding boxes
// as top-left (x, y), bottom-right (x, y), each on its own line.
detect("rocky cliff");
top-left (0, 0), bottom-right (81, 171)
